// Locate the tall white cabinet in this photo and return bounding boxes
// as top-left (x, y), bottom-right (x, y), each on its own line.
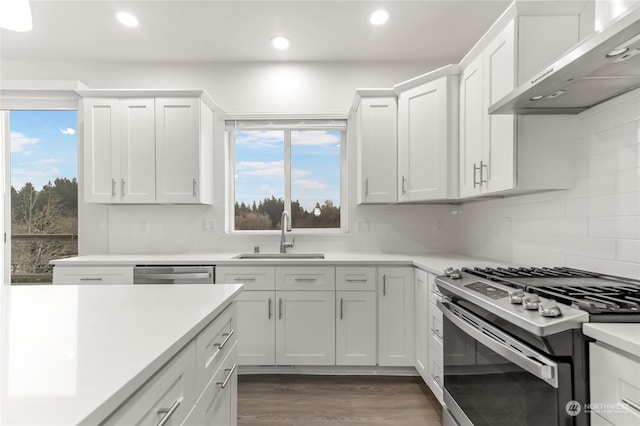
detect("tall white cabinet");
top-left (353, 90), bottom-right (398, 204)
top-left (81, 90), bottom-right (216, 205)
top-left (395, 67), bottom-right (459, 202)
top-left (459, 4), bottom-right (586, 198)
top-left (378, 267), bottom-right (415, 367)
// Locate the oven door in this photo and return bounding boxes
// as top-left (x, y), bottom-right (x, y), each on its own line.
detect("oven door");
top-left (438, 299), bottom-right (576, 426)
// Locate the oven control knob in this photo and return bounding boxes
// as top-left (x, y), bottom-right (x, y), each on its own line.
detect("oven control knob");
top-left (522, 294), bottom-right (541, 310)
top-left (509, 290), bottom-right (526, 304)
top-left (538, 301), bottom-right (562, 318)
top-left (450, 269), bottom-right (462, 279)
top-left (443, 267), bottom-right (454, 277)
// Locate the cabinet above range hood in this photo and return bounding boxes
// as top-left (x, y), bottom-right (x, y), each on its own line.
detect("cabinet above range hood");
top-left (490, 5), bottom-right (640, 114)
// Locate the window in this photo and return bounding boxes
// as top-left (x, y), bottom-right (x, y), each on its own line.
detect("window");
top-left (228, 119), bottom-right (345, 231)
top-left (3, 110), bottom-right (78, 284)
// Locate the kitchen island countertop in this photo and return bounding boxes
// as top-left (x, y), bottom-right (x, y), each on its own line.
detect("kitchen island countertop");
top-left (0, 283), bottom-right (243, 426)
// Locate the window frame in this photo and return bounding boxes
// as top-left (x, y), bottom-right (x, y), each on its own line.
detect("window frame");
top-left (226, 117), bottom-right (348, 234)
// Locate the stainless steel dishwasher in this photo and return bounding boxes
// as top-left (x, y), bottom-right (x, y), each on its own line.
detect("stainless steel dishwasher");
top-left (133, 266), bottom-right (214, 284)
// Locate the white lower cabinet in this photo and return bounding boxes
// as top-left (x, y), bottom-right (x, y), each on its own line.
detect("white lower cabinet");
top-left (336, 291), bottom-right (377, 366)
top-left (414, 269), bottom-right (430, 382)
top-left (104, 302), bottom-right (237, 426)
top-left (378, 267), bottom-right (415, 367)
top-left (235, 291), bottom-right (276, 365)
top-left (276, 290), bottom-right (335, 365)
top-left (53, 266), bottom-right (133, 285)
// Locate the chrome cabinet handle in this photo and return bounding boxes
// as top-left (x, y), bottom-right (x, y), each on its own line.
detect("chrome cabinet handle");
top-left (345, 278), bottom-right (368, 283)
top-left (214, 329), bottom-right (235, 350)
top-left (192, 178), bottom-right (197, 197)
top-left (80, 277), bottom-right (103, 281)
top-left (294, 278), bottom-right (317, 282)
top-left (480, 160), bottom-right (488, 185)
top-left (431, 327), bottom-right (443, 340)
top-left (156, 400), bottom-right (181, 426)
top-left (431, 374), bottom-right (443, 388)
top-left (136, 272), bottom-right (211, 280)
top-left (218, 363), bottom-right (238, 389)
top-left (383, 275), bottom-right (386, 296)
top-left (279, 298), bottom-right (282, 319)
top-left (473, 163), bottom-right (480, 188)
top-left (268, 298), bottom-right (272, 319)
top-left (365, 178), bottom-right (369, 197)
top-left (340, 298), bottom-right (344, 320)
top-left (402, 176), bottom-right (407, 195)
top-left (111, 178), bottom-right (116, 196)
top-left (233, 277), bottom-right (256, 281)
top-left (121, 179), bottom-right (125, 197)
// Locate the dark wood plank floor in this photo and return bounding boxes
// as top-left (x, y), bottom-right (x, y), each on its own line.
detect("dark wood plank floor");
top-left (238, 375), bottom-right (443, 426)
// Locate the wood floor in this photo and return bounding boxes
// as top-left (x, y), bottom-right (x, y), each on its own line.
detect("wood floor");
top-left (237, 375), bottom-right (443, 426)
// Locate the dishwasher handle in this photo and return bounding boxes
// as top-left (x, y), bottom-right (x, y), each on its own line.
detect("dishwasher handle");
top-left (137, 272), bottom-right (211, 280)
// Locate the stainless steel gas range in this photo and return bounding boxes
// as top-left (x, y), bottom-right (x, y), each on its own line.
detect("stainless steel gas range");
top-left (435, 266), bottom-right (640, 426)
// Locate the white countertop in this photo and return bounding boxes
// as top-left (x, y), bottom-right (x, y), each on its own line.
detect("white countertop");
top-left (51, 252), bottom-right (510, 275)
top-left (583, 323), bottom-right (640, 357)
top-left (0, 284), bottom-right (243, 426)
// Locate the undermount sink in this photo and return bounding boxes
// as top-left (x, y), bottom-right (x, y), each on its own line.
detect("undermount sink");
top-left (234, 253), bottom-right (325, 259)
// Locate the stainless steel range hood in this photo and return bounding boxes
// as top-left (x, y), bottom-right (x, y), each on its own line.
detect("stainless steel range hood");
top-left (490, 6), bottom-right (640, 114)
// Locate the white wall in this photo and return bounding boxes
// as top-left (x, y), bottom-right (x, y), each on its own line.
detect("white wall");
top-left (458, 89), bottom-right (640, 279)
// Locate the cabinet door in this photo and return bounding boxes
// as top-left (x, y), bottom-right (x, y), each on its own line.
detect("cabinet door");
top-left (155, 97), bottom-right (201, 203)
top-left (276, 291), bottom-right (335, 365)
top-left (398, 78), bottom-right (449, 201)
top-left (378, 267), bottom-right (415, 366)
top-left (459, 55), bottom-right (484, 198)
top-left (235, 291), bottom-right (275, 365)
top-left (414, 269), bottom-right (430, 382)
top-left (483, 19), bottom-right (516, 194)
top-left (336, 291), bottom-right (376, 366)
top-left (357, 97), bottom-right (397, 203)
top-left (119, 98), bottom-right (157, 203)
top-left (84, 98), bottom-right (120, 203)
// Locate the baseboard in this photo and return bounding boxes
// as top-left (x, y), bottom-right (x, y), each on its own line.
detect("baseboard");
top-left (238, 365), bottom-right (419, 376)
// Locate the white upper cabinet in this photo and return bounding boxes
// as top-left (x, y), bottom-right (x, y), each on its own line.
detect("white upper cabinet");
top-left (396, 69), bottom-right (459, 202)
top-left (353, 91), bottom-right (398, 204)
top-left (82, 91), bottom-right (215, 205)
top-left (459, 4), bottom-right (585, 198)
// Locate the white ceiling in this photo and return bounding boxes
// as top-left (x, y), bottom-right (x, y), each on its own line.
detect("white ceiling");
top-left (1, 0), bottom-right (512, 63)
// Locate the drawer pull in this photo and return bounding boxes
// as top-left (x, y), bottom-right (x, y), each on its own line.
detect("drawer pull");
top-left (345, 278), bottom-right (368, 283)
top-left (383, 275), bottom-right (386, 296)
top-left (294, 278), bottom-right (317, 282)
top-left (156, 400), bottom-right (181, 426)
top-left (279, 298), bottom-right (282, 319)
top-left (233, 277), bottom-right (256, 281)
top-left (431, 374), bottom-right (443, 388)
top-left (214, 330), bottom-right (235, 350)
top-left (431, 328), bottom-right (443, 340)
top-left (218, 363), bottom-right (238, 389)
top-left (80, 277), bottom-right (103, 281)
top-left (268, 298), bottom-right (272, 319)
top-left (340, 298), bottom-right (344, 320)
top-left (623, 397), bottom-right (640, 413)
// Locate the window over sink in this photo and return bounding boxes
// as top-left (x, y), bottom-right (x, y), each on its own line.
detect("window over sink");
top-left (226, 118), bottom-right (345, 232)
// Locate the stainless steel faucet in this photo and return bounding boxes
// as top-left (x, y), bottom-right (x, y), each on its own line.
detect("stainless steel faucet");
top-left (280, 210), bottom-right (295, 253)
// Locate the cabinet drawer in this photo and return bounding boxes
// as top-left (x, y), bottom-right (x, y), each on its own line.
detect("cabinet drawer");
top-left (428, 274), bottom-right (443, 305)
top-left (590, 343), bottom-right (640, 426)
top-left (429, 301), bottom-right (444, 349)
top-left (336, 267), bottom-right (376, 291)
top-left (104, 341), bottom-right (197, 426)
top-left (52, 266), bottom-right (133, 285)
top-left (196, 303), bottom-right (236, 394)
top-left (215, 267), bottom-right (275, 291)
top-left (276, 267), bottom-right (335, 291)
top-left (428, 346), bottom-right (444, 405)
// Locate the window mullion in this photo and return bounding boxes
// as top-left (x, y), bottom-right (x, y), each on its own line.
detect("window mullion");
top-left (284, 130), bottom-right (292, 221)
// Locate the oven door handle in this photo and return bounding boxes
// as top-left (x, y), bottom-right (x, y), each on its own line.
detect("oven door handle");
top-left (438, 300), bottom-right (559, 388)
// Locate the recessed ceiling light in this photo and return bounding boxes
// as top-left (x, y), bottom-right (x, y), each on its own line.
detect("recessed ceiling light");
top-left (369, 9), bottom-right (389, 26)
top-left (271, 36), bottom-right (290, 50)
top-left (114, 11), bottom-right (139, 28)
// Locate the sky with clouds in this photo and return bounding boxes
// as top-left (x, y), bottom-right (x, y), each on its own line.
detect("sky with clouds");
top-left (10, 111), bottom-right (78, 191)
top-left (235, 130), bottom-right (341, 211)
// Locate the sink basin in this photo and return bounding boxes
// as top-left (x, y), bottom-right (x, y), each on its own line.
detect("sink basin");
top-left (234, 253), bottom-right (325, 260)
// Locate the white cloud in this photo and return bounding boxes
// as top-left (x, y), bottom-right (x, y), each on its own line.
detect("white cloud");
top-left (293, 179), bottom-right (331, 190)
top-left (236, 160), bottom-right (284, 177)
top-left (292, 169), bottom-right (312, 178)
top-left (10, 131), bottom-right (39, 153)
top-left (291, 130), bottom-right (340, 146)
top-left (18, 158), bottom-right (63, 167)
top-left (236, 130), bottom-right (283, 147)
top-left (60, 128), bottom-right (76, 135)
